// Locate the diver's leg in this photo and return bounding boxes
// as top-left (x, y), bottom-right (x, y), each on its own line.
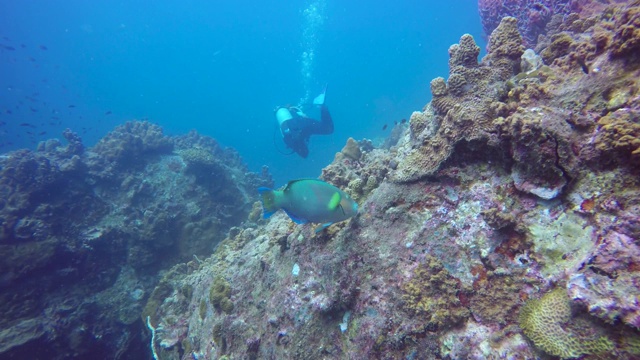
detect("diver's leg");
top-left (318, 105), bottom-right (334, 134)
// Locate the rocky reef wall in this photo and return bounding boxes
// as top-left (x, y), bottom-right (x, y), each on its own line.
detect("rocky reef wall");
top-left (147, 2), bottom-right (640, 359)
top-left (0, 121), bottom-right (272, 358)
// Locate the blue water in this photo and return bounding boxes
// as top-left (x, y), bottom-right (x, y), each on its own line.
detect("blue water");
top-left (0, 0), bottom-right (484, 186)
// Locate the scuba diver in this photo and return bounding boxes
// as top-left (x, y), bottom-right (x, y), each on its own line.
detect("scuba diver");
top-left (274, 87), bottom-right (333, 158)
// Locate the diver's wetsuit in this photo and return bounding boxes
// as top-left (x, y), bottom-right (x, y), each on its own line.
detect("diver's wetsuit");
top-left (281, 105), bottom-right (333, 158)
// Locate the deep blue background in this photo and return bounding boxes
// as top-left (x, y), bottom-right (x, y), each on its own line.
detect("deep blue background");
top-left (0, 0), bottom-right (484, 185)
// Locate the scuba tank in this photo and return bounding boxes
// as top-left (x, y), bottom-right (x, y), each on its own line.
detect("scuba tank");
top-left (275, 107), bottom-right (293, 137)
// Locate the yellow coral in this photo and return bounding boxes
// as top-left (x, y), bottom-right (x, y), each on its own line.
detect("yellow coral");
top-left (209, 276), bottom-right (234, 313)
top-left (401, 256), bottom-right (469, 329)
top-left (518, 288), bottom-right (614, 359)
top-left (596, 111), bottom-right (640, 158)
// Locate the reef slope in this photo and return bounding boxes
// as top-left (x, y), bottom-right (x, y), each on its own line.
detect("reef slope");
top-left (147, 2), bottom-right (640, 359)
top-left (0, 122), bottom-right (272, 358)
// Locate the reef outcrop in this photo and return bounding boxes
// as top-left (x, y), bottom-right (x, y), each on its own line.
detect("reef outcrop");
top-left (0, 121), bottom-right (271, 359)
top-left (144, 2), bottom-right (640, 359)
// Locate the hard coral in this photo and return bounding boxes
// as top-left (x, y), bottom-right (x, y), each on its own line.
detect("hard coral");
top-left (92, 121), bottom-right (173, 165)
top-left (340, 137), bottom-right (362, 161)
top-left (595, 108), bottom-right (640, 163)
top-left (402, 256), bottom-right (470, 330)
top-left (393, 30), bottom-right (513, 182)
top-left (610, 3), bottom-right (640, 59)
top-left (449, 34), bottom-right (480, 68)
top-left (479, 0), bottom-right (574, 48)
top-left (209, 276), bottom-right (234, 314)
top-left (484, 17), bottom-right (526, 79)
top-left (518, 288), bottom-right (613, 358)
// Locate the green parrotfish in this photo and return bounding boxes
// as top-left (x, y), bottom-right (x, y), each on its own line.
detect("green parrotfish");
top-left (258, 179), bottom-right (358, 232)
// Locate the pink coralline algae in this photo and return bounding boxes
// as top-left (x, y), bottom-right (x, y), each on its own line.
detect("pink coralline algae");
top-left (478, 0), bottom-right (574, 47)
top-left (568, 231), bottom-right (640, 328)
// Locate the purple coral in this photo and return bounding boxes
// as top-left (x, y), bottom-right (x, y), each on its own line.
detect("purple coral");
top-left (478, 0), bottom-right (574, 47)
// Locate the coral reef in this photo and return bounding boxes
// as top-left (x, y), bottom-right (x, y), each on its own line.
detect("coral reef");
top-left (0, 122), bottom-right (271, 359)
top-left (518, 288), bottom-right (613, 358)
top-left (5, 2), bottom-right (640, 359)
top-left (478, 0), bottom-right (575, 48)
top-left (392, 20), bottom-right (522, 182)
top-left (401, 255), bottom-right (471, 331)
top-left (143, 3), bottom-right (640, 359)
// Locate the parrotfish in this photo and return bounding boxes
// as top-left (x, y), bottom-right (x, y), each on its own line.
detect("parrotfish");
top-left (258, 179), bottom-right (358, 232)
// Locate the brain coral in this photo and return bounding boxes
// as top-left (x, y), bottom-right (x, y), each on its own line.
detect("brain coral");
top-left (449, 34), bottom-right (480, 68)
top-left (519, 288), bottom-right (614, 358)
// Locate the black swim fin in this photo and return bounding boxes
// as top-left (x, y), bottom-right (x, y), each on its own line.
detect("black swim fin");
top-left (313, 84), bottom-right (328, 106)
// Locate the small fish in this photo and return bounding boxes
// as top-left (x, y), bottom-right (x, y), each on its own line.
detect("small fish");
top-left (382, 124), bottom-right (388, 130)
top-left (38, 131), bottom-right (47, 136)
top-left (19, 122), bottom-right (35, 127)
top-left (258, 179), bottom-right (358, 232)
top-left (105, 111), bottom-right (112, 115)
top-left (28, 57), bottom-right (36, 62)
top-left (68, 105), bottom-right (76, 108)
top-left (1, 45), bottom-right (15, 51)
top-left (30, 107), bottom-right (38, 112)
top-left (400, 118), bottom-right (407, 124)
top-left (39, 45), bottom-right (47, 50)
top-left (576, 58), bottom-right (589, 74)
